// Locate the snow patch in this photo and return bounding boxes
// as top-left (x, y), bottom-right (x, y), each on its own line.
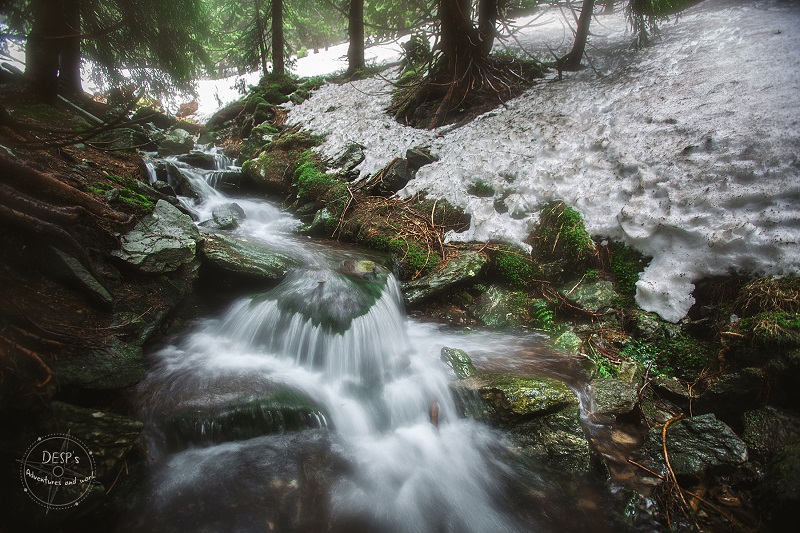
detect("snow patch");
top-left (289, 0), bottom-right (800, 322)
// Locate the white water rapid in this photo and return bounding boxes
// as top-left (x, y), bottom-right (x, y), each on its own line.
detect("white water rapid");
top-left (128, 149), bottom-right (619, 533)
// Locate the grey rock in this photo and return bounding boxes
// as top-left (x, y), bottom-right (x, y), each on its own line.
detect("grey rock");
top-left (406, 147), bottom-right (436, 170)
top-left (473, 373), bottom-right (579, 424)
top-left (163, 387), bottom-right (328, 451)
top-left (49, 247), bottom-right (113, 306)
top-left (559, 279), bottom-right (617, 313)
top-left (330, 140), bottom-right (365, 174)
top-left (553, 329), bottom-right (583, 355)
top-left (742, 406), bottom-right (800, 463)
top-left (157, 128), bottom-right (194, 157)
top-left (633, 413), bottom-right (748, 483)
top-left (369, 158), bottom-right (413, 196)
top-left (201, 233), bottom-right (297, 281)
top-left (211, 202), bottom-right (246, 230)
top-left (693, 368), bottom-right (765, 428)
top-left (508, 405), bottom-right (591, 474)
top-left (151, 180), bottom-right (177, 197)
top-left (51, 337), bottom-right (145, 390)
top-left (308, 207), bottom-right (337, 235)
top-left (403, 250), bottom-right (488, 305)
top-left (472, 285), bottom-right (529, 328)
top-left (588, 378), bottom-right (638, 417)
top-left (440, 347), bottom-right (477, 379)
top-left (112, 200), bottom-right (202, 273)
top-left (176, 151), bottom-right (218, 170)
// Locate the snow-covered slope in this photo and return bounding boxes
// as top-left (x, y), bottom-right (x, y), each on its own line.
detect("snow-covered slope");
top-left (288, 0), bottom-right (800, 322)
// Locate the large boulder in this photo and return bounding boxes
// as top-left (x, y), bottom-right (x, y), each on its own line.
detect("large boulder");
top-left (157, 128), bottom-right (195, 157)
top-left (241, 150), bottom-right (292, 194)
top-left (508, 405), bottom-right (592, 474)
top-left (175, 151), bottom-right (219, 170)
top-left (633, 413), bottom-right (748, 484)
top-left (163, 387), bottom-right (328, 451)
top-left (51, 337), bottom-right (145, 390)
top-left (329, 140), bottom-right (365, 177)
top-left (558, 279), bottom-right (617, 313)
top-left (742, 406), bottom-right (800, 463)
top-left (112, 199), bottom-right (202, 273)
top-left (472, 285), bottom-right (531, 328)
top-left (403, 250), bottom-right (488, 306)
top-left (211, 202), bottom-right (246, 230)
top-left (200, 233), bottom-right (297, 282)
top-left (469, 373), bottom-right (579, 424)
top-left (368, 158), bottom-right (413, 196)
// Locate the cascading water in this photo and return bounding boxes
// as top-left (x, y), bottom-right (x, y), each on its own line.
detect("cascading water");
top-left (129, 147), bottom-right (622, 532)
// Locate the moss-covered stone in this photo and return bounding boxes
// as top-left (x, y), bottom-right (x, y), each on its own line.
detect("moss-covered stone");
top-left (201, 234), bottom-right (298, 282)
top-left (476, 373), bottom-right (579, 422)
top-left (403, 250), bottom-right (488, 305)
top-left (490, 245), bottom-right (540, 288)
top-left (507, 405), bottom-right (591, 474)
top-left (588, 378), bottom-right (638, 418)
top-left (472, 285), bottom-right (532, 328)
top-left (532, 201), bottom-right (597, 277)
top-left (440, 347), bottom-right (477, 379)
top-left (558, 279), bottom-right (618, 313)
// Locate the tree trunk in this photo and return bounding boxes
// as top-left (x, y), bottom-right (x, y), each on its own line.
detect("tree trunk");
top-left (254, 0), bottom-right (269, 76)
top-left (477, 0), bottom-right (500, 57)
top-left (561, 0), bottom-right (595, 71)
top-left (271, 0), bottom-right (285, 76)
top-left (59, 0), bottom-right (83, 95)
top-left (26, 0), bottom-right (64, 102)
top-left (346, 0), bottom-right (365, 76)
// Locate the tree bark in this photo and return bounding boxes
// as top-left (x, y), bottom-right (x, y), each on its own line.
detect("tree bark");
top-left (346, 0), bottom-right (365, 76)
top-left (254, 0), bottom-right (269, 76)
top-left (26, 0), bottom-right (64, 102)
top-left (271, 0), bottom-right (285, 76)
top-left (561, 0), bottom-right (595, 71)
top-left (477, 0), bottom-right (500, 57)
top-left (439, 0), bottom-right (479, 70)
top-left (59, 0), bottom-right (83, 95)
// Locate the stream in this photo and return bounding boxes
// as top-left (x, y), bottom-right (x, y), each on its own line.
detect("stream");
top-left (126, 150), bottom-right (630, 532)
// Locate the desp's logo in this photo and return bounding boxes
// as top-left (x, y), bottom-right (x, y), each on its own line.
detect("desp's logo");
top-left (19, 433), bottom-right (97, 510)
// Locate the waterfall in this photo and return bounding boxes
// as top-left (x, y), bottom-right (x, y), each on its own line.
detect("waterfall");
top-left (129, 145), bottom-right (598, 533)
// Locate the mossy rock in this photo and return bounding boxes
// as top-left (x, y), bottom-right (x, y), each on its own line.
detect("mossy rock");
top-left (507, 405), bottom-right (592, 474)
top-left (475, 373), bottom-right (579, 423)
top-left (472, 285), bottom-right (532, 328)
top-left (531, 201), bottom-right (597, 277)
top-left (489, 245), bottom-right (540, 288)
top-left (164, 387), bottom-right (327, 451)
top-left (201, 234), bottom-right (298, 282)
top-left (558, 279), bottom-right (618, 313)
top-left (440, 347), bottom-right (477, 379)
top-left (241, 150), bottom-right (294, 194)
top-left (403, 250), bottom-right (488, 305)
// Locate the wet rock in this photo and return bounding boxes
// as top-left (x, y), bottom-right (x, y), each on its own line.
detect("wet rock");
top-left (206, 169), bottom-right (244, 192)
top-left (588, 378), bottom-right (638, 418)
top-left (631, 310), bottom-right (681, 341)
top-left (633, 413), bottom-right (748, 484)
top-left (368, 158), bottom-right (413, 196)
top-left (308, 207), bottom-right (337, 235)
top-left (403, 250), bottom-right (487, 306)
top-left (154, 160), bottom-right (200, 199)
top-left (440, 347), bottom-right (477, 379)
top-left (164, 387), bottom-right (328, 451)
top-left (201, 233), bottom-right (297, 282)
top-left (175, 151), bottom-right (218, 170)
top-left (756, 443), bottom-right (800, 529)
top-left (617, 360), bottom-right (645, 384)
top-left (558, 279), bottom-right (617, 313)
top-left (693, 367), bottom-right (765, 430)
top-left (49, 401), bottom-right (143, 480)
top-left (157, 128), bottom-right (195, 157)
top-left (553, 328), bottom-right (583, 355)
top-left (112, 200), bottom-right (202, 273)
top-left (151, 180), bottom-right (177, 197)
top-left (131, 106), bottom-right (176, 130)
top-left (241, 150), bottom-right (292, 194)
top-left (406, 147), bottom-right (436, 170)
top-left (473, 373), bottom-right (579, 424)
top-left (650, 374), bottom-right (695, 408)
top-left (48, 247), bottom-right (113, 307)
top-left (742, 406), bottom-right (800, 463)
top-left (329, 140), bottom-right (365, 176)
top-left (211, 202), bottom-right (246, 230)
top-left (472, 285), bottom-right (530, 328)
top-left (267, 263), bottom-right (390, 334)
top-left (508, 405), bottom-right (592, 474)
top-left (51, 337), bottom-right (145, 390)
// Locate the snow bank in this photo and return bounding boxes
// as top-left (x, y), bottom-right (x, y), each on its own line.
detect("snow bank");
top-left (288, 0), bottom-right (800, 322)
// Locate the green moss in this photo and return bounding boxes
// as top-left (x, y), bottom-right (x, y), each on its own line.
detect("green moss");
top-left (619, 333), bottom-right (712, 380)
top-left (534, 201), bottom-right (596, 268)
top-left (359, 232), bottom-right (438, 280)
top-left (467, 179), bottom-right (495, 197)
top-left (88, 181), bottom-right (154, 212)
top-left (609, 241), bottom-right (649, 295)
top-left (737, 311), bottom-right (800, 347)
top-left (491, 245), bottom-right (539, 288)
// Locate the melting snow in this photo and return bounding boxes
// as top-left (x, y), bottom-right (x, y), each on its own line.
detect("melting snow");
top-left (287, 0), bottom-right (800, 322)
